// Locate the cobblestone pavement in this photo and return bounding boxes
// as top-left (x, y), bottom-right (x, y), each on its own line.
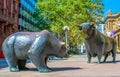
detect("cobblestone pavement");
top-left (0, 54), bottom-right (120, 77)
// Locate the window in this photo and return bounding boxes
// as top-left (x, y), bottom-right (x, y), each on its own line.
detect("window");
top-left (4, 25), bottom-right (6, 34)
top-left (12, 27), bottom-right (14, 33)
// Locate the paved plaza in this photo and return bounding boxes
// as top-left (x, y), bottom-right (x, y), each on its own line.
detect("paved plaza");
top-left (0, 54), bottom-right (120, 77)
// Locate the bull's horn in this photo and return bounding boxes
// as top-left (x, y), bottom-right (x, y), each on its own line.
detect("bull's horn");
top-left (61, 42), bottom-right (65, 45)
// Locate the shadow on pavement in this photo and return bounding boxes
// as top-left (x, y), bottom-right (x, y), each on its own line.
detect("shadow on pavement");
top-left (92, 60), bottom-right (120, 64)
top-left (28, 67), bottom-right (81, 72)
top-left (51, 67), bottom-right (82, 72)
top-left (102, 60), bottom-right (120, 64)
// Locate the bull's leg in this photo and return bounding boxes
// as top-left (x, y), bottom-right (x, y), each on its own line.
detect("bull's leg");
top-left (103, 53), bottom-right (109, 62)
top-left (111, 41), bottom-right (117, 63)
top-left (97, 55), bottom-right (102, 64)
top-left (87, 53), bottom-right (91, 64)
top-left (29, 54), bottom-right (52, 72)
top-left (111, 50), bottom-right (116, 63)
top-left (18, 60), bottom-right (29, 70)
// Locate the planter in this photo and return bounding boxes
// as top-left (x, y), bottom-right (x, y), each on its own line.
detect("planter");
top-left (0, 52), bottom-right (4, 58)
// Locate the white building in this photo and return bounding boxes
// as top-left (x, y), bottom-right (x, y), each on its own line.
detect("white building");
top-left (96, 24), bottom-right (106, 34)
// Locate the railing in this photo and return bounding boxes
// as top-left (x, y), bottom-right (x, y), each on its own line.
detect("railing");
top-left (7, 17), bottom-right (15, 24)
top-left (0, 8), bottom-right (7, 22)
top-left (0, 8), bottom-right (3, 15)
top-left (0, 7), bottom-right (17, 24)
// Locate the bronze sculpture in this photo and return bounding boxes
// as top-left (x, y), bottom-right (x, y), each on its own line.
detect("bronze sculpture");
top-left (78, 23), bottom-right (116, 64)
top-left (2, 30), bottom-right (67, 72)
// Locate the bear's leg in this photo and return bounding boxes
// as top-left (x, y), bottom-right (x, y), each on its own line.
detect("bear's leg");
top-left (45, 57), bottom-right (48, 65)
top-left (5, 57), bottom-right (19, 72)
top-left (103, 53), bottom-right (109, 62)
top-left (4, 49), bottom-right (19, 72)
top-left (29, 54), bottom-right (52, 72)
top-left (18, 60), bottom-right (29, 70)
top-left (45, 57), bottom-right (52, 70)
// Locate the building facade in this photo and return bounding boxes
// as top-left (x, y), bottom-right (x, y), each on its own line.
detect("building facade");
top-left (0, 0), bottom-right (19, 57)
top-left (105, 10), bottom-right (120, 52)
top-left (18, 0), bottom-right (39, 32)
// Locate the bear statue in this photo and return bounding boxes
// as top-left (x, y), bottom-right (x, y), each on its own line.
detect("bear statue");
top-left (2, 30), bottom-right (67, 72)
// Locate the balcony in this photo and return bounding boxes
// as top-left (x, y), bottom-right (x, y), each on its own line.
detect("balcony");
top-left (7, 17), bottom-right (15, 25)
top-left (0, 8), bottom-right (15, 24)
top-left (0, 8), bottom-right (7, 22)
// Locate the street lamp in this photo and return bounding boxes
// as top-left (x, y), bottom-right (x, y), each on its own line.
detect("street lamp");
top-left (63, 26), bottom-right (70, 52)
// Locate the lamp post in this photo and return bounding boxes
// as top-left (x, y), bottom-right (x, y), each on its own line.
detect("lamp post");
top-left (63, 26), bottom-right (69, 52)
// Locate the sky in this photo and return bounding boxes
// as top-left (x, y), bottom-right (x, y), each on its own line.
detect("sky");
top-left (102, 0), bottom-right (120, 16)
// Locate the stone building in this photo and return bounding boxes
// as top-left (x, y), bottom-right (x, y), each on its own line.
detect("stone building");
top-left (105, 10), bottom-right (120, 52)
top-left (0, 0), bottom-right (19, 58)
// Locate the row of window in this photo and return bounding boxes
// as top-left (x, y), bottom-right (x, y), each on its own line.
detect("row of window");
top-left (18, 17), bottom-right (39, 32)
top-left (19, 13), bottom-right (35, 25)
top-left (20, 0), bottom-right (35, 14)
top-left (25, 0), bottom-right (36, 8)
top-left (18, 0), bottom-right (39, 32)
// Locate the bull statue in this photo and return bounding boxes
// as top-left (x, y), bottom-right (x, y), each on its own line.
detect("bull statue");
top-left (2, 30), bottom-right (68, 72)
top-left (78, 23), bottom-right (117, 64)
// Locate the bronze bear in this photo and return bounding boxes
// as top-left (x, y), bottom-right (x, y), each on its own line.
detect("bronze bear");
top-left (2, 30), bottom-right (67, 72)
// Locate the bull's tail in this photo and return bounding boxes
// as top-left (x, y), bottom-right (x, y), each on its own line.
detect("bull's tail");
top-left (111, 39), bottom-right (117, 62)
top-left (112, 39), bottom-right (117, 53)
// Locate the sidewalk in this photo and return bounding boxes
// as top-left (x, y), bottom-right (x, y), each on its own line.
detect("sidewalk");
top-left (0, 54), bottom-right (120, 77)
top-left (0, 59), bottom-right (8, 69)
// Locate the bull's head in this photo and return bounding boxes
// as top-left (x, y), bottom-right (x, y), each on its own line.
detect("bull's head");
top-left (78, 23), bottom-right (96, 40)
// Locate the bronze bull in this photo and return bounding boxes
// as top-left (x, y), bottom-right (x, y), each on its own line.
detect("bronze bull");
top-left (78, 23), bottom-right (117, 64)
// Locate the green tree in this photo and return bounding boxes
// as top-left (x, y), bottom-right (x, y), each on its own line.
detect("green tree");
top-left (35, 0), bottom-right (104, 51)
top-left (32, 11), bottom-right (50, 31)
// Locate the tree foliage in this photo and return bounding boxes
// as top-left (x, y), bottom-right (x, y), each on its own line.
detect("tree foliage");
top-left (34, 0), bottom-right (104, 51)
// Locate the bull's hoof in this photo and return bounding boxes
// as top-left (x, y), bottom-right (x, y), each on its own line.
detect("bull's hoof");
top-left (103, 60), bottom-right (106, 63)
top-left (97, 61), bottom-right (101, 64)
top-left (38, 68), bottom-right (52, 72)
top-left (87, 61), bottom-right (91, 64)
top-left (112, 60), bottom-right (116, 63)
top-left (10, 67), bottom-right (19, 72)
